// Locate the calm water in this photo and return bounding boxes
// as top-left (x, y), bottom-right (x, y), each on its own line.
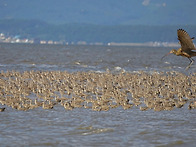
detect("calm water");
top-left (0, 43), bottom-right (196, 147)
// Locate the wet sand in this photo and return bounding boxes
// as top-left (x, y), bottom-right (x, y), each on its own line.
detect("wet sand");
top-left (0, 70), bottom-right (195, 112)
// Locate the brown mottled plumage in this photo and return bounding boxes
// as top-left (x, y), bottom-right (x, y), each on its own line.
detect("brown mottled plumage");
top-left (0, 108), bottom-right (5, 112)
top-left (162, 29), bottom-right (196, 70)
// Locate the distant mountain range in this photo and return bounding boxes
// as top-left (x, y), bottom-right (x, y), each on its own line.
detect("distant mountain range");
top-left (0, 0), bottom-right (196, 25)
top-left (1, 0), bottom-right (196, 43)
top-left (1, 19), bottom-right (196, 43)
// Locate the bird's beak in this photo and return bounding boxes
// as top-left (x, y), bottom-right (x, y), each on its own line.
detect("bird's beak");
top-left (161, 52), bottom-right (172, 61)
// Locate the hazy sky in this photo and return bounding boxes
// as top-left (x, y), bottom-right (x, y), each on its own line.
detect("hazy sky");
top-left (0, 0), bottom-right (195, 25)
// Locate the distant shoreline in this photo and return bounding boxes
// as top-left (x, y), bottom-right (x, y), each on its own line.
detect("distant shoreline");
top-left (107, 42), bottom-right (180, 47)
top-left (0, 41), bottom-right (180, 47)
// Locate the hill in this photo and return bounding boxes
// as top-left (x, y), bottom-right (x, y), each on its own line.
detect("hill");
top-left (0, 0), bottom-right (196, 25)
top-left (1, 19), bottom-right (196, 43)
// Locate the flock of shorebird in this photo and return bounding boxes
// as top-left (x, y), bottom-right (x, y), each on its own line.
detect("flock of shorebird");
top-left (0, 29), bottom-right (196, 112)
top-left (0, 70), bottom-right (196, 112)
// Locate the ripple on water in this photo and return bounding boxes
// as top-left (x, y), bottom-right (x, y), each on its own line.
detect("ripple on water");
top-left (76, 125), bottom-right (114, 136)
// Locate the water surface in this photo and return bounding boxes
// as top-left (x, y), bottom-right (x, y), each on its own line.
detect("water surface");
top-left (0, 43), bottom-right (196, 147)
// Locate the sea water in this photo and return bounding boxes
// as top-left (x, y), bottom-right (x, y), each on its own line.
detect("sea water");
top-left (0, 43), bottom-right (196, 147)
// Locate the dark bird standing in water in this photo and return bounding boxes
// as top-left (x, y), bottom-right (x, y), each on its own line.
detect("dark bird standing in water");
top-left (0, 108), bottom-right (5, 112)
top-left (162, 29), bottom-right (196, 70)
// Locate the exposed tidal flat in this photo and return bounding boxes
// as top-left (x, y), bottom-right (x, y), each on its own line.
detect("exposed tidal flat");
top-left (0, 43), bottom-right (196, 146)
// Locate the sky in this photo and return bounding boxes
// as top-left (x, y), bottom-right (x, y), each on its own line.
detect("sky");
top-left (0, 0), bottom-right (196, 25)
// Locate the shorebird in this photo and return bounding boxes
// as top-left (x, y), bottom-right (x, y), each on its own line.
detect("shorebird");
top-left (162, 29), bottom-right (196, 70)
top-left (0, 107), bottom-right (6, 112)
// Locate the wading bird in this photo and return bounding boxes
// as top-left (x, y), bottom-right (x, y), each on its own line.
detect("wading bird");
top-left (0, 108), bottom-right (5, 112)
top-left (162, 29), bottom-right (196, 70)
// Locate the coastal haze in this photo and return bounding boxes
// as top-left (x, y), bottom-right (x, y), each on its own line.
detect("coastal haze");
top-left (0, 0), bottom-right (196, 44)
top-left (1, 0), bottom-right (196, 25)
top-left (1, 1), bottom-right (196, 147)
